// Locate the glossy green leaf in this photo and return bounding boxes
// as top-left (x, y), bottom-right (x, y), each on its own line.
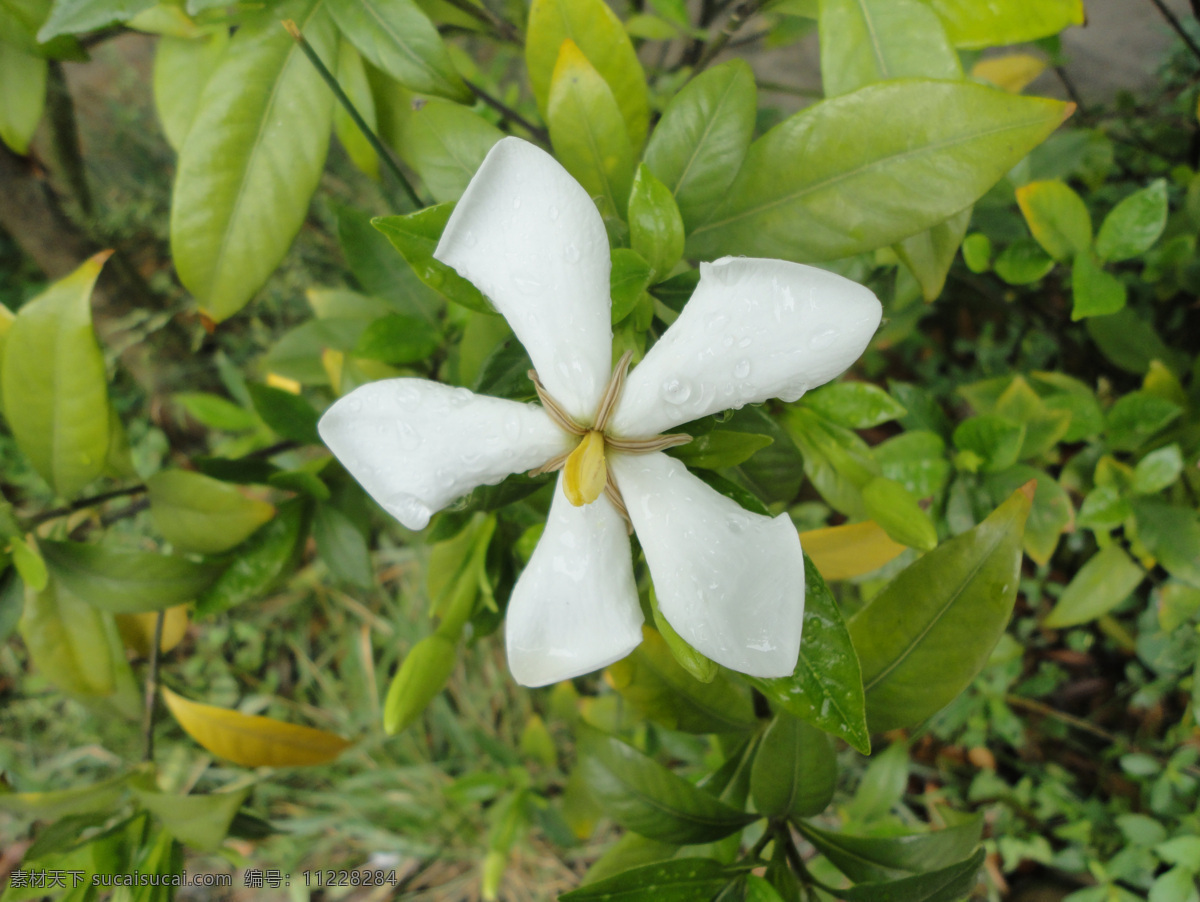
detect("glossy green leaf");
top-left (843, 737), bottom-right (909, 824)
top-left (0, 37), bottom-right (46, 155)
top-left (850, 486), bottom-right (1030, 732)
top-left (819, 0), bottom-right (959, 97)
top-left (384, 633), bottom-right (458, 733)
top-left (578, 725), bottom-right (755, 844)
top-left (526, 0), bottom-right (649, 148)
top-left (307, 287), bottom-right (395, 320)
top-left (547, 39), bottom-right (635, 219)
top-left (993, 238), bottom-right (1054, 285)
top-left (629, 164), bottom-right (685, 280)
top-left (895, 208), bottom-right (972, 302)
top-left (784, 407), bottom-right (878, 516)
top-left (1086, 307), bottom-right (1174, 375)
top-left (19, 577), bottom-right (122, 696)
top-left (262, 318), bottom-right (367, 386)
top-left (373, 205), bottom-right (494, 314)
top-left (11, 535), bottom-right (48, 592)
top-left (687, 81), bottom-right (1068, 263)
top-left (749, 555), bottom-right (870, 753)
top-left (1096, 179), bottom-right (1168, 263)
top-left (393, 97), bottom-right (503, 204)
top-left (918, 0), bottom-right (1084, 48)
top-left (332, 39), bottom-right (379, 179)
top-left (874, 431), bottom-right (950, 499)
top-left (40, 540), bottom-right (222, 613)
top-left (352, 313), bottom-right (441, 366)
top-left (992, 377), bottom-right (1072, 460)
top-left (861, 476), bottom-right (938, 552)
top-left (750, 712), bottom-right (836, 819)
top-left (1030, 371), bottom-right (1105, 442)
top-left (1071, 253), bottom-right (1126, 320)
top-left (0, 0), bottom-right (85, 59)
top-left (37, 0), bottom-right (155, 39)
top-left (338, 204), bottom-right (441, 323)
top-left (132, 782), bottom-right (249, 852)
top-left (1043, 545), bottom-right (1144, 628)
top-left (427, 513), bottom-right (495, 633)
top-left (670, 431), bottom-right (773, 470)
top-left (313, 503), bottom-right (372, 588)
top-left (984, 466), bottom-right (1071, 565)
top-left (610, 249), bottom-right (653, 323)
top-left (1016, 179), bottom-right (1091, 261)
top-left (1132, 444), bottom-right (1183, 495)
top-left (562, 858), bottom-right (732, 901)
top-left (1105, 391), bottom-right (1182, 452)
top-left (607, 626), bottom-right (756, 734)
top-left (245, 382), bottom-right (320, 445)
top-left (1076, 485), bottom-right (1132, 532)
top-left (961, 232), bottom-right (991, 273)
top-left (837, 848), bottom-right (987, 901)
top-left (194, 499), bottom-right (308, 616)
top-left (797, 817), bottom-right (982, 883)
top-left (647, 586), bottom-right (719, 683)
top-left (952, 415), bottom-right (1024, 473)
top-left (581, 833), bottom-right (678, 886)
top-left (2, 252), bottom-right (111, 499)
top-left (327, 0), bottom-right (469, 102)
top-left (643, 60), bottom-right (756, 232)
top-left (1133, 500), bottom-right (1200, 589)
top-left (152, 30), bottom-right (227, 152)
top-left (803, 382), bottom-right (906, 430)
top-left (147, 470), bottom-right (275, 555)
top-left (170, 0), bottom-right (336, 323)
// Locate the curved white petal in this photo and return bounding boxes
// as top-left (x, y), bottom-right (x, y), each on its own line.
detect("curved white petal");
top-left (506, 475), bottom-right (643, 687)
top-left (319, 379), bottom-right (571, 530)
top-left (610, 256), bottom-right (882, 437)
top-left (611, 452), bottom-right (804, 678)
top-left (435, 137), bottom-right (614, 422)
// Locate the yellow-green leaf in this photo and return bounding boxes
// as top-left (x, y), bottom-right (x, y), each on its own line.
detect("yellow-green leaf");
top-left (0, 36), bottom-right (46, 155)
top-left (800, 520), bottom-right (907, 580)
top-left (971, 53), bottom-right (1048, 93)
top-left (152, 29), bottom-right (228, 152)
top-left (132, 780), bottom-right (250, 852)
top-left (0, 773), bottom-right (128, 820)
top-left (918, 0), bottom-right (1084, 49)
top-left (116, 605), bottom-right (190, 657)
top-left (161, 686), bottom-right (352, 767)
top-left (147, 470), bottom-right (275, 555)
top-left (19, 577), bottom-right (121, 697)
top-left (1016, 179), bottom-right (1092, 261)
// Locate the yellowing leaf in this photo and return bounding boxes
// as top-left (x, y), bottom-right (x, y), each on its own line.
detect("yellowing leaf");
top-left (266, 372), bottom-right (301, 394)
top-left (161, 686), bottom-right (352, 767)
top-left (800, 521), bottom-right (907, 580)
top-left (971, 54), bottom-right (1047, 93)
top-left (116, 605), bottom-right (190, 658)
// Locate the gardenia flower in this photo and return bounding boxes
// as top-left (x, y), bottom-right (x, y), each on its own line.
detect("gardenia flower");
top-left (319, 137), bottom-right (881, 687)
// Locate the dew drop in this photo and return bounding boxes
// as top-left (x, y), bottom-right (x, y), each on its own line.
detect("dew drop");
top-left (347, 398), bottom-right (363, 413)
top-left (563, 243), bottom-right (580, 264)
top-left (512, 196), bottom-right (522, 210)
top-left (733, 358), bottom-right (751, 379)
top-left (737, 336), bottom-right (752, 349)
top-left (726, 514), bottom-right (748, 534)
top-left (397, 422), bottom-right (422, 451)
top-left (722, 336), bottom-right (734, 348)
top-left (707, 314), bottom-right (730, 332)
top-left (809, 327), bottom-right (837, 350)
top-left (463, 230), bottom-right (477, 248)
top-left (549, 204), bottom-right (560, 221)
top-left (660, 378), bottom-right (692, 405)
top-left (504, 414), bottom-right (522, 441)
top-left (512, 271), bottom-right (542, 292)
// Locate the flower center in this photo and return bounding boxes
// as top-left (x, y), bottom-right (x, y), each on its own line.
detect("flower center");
top-left (528, 351), bottom-right (691, 526)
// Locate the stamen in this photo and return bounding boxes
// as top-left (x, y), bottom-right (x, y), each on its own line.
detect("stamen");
top-left (563, 431), bottom-right (607, 506)
top-left (606, 432), bottom-right (693, 453)
top-left (529, 369), bottom-right (587, 435)
top-left (604, 470), bottom-right (633, 534)
top-left (593, 350), bottom-right (634, 433)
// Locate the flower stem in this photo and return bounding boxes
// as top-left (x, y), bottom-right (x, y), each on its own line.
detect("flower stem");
top-left (439, 0), bottom-right (523, 44)
top-left (29, 484), bottom-right (147, 527)
top-left (281, 19), bottom-right (424, 210)
top-left (691, 0), bottom-right (770, 74)
top-left (142, 610), bottom-right (166, 762)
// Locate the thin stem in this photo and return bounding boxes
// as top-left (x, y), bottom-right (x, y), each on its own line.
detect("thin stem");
top-left (440, 0), bottom-right (522, 43)
top-left (747, 827), bottom-right (774, 860)
top-left (692, 0), bottom-right (770, 74)
top-left (281, 20), bottom-right (423, 209)
top-left (30, 484), bottom-right (148, 526)
top-left (246, 439), bottom-right (301, 459)
top-left (45, 61), bottom-right (93, 217)
top-left (100, 497), bottom-right (150, 527)
top-left (1054, 66), bottom-right (1087, 117)
top-left (1147, 0), bottom-right (1200, 64)
top-left (756, 79), bottom-right (822, 99)
top-left (464, 79), bottom-right (550, 147)
top-left (142, 610), bottom-right (166, 762)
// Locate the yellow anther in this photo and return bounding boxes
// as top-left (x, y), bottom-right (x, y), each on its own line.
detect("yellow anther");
top-left (563, 430), bottom-right (607, 506)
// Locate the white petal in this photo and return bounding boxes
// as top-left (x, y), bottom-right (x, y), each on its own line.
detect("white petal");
top-left (610, 256), bottom-right (882, 437)
top-left (610, 452), bottom-right (804, 678)
top-left (506, 475), bottom-right (643, 687)
top-left (435, 137), bottom-right (614, 422)
top-left (319, 379), bottom-right (571, 530)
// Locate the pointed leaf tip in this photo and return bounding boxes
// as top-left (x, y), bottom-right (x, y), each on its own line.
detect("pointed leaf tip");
top-left (1017, 479), bottom-right (1037, 502)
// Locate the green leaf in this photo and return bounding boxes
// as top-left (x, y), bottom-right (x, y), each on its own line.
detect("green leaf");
top-left (629, 164), bottom-right (685, 280)
top-left (313, 503), bottom-right (372, 588)
top-left (960, 232), bottom-right (991, 273)
top-left (0, 0), bottom-right (86, 59)
top-left (562, 858), bottom-right (732, 901)
top-left (19, 577), bottom-right (122, 696)
top-left (850, 486), bottom-right (1030, 732)
top-left (526, 0), bottom-right (649, 148)
top-left (670, 431), bottom-right (774, 470)
top-left (984, 466), bottom-right (1071, 565)
top-left (749, 555), bottom-right (870, 753)
top-left (384, 632), bottom-right (458, 733)
top-left (784, 407), bottom-right (878, 516)
top-left (353, 313), bottom-right (441, 365)
top-left (842, 738), bottom-right (909, 824)
top-left (874, 431), bottom-right (950, 499)
top-left (952, 415), bottom-right (1024, 473)
top-left (338, 204), bottom-right (441, 323)
top-left (332, 39), bottom-right (379, 179)
top-left (152, 30), bottom-right (227, 152)
top-left (246, 382), bottom-right (321, 445)
top-left (687, 81), bottom-right (1068, 263)
top-left (917, 0), bottom-right (1084, 48)
top-left (1133, 500), bottom-right (1200, 589)
top-left (819, 0), bottom-right (959, 97)
top-left (993, 377), bottom-right (1072, 460)
top-left (174, 392), bottom-right (259, 432)
top-left (327, 0), bottom-right (469, 102)
top-left (194, 499), bottom-right (309, 616)
top-left (607, 626), bottom-right (757, 734)
top-left (132, 782), bottom-right (249, 852)
top-left (3, 253), bottom-right (112, 499)
top-left (1016, 180), bottom-right (1091, 261)
top-left (861, 476), bottom-right (938, 552)
top-left (804, 382), bottom-right (906, 431)
top-left (1076, 485), bottom-right (1130, 532)
top-left (610, 249), bottom-right (653, 324)
top-left (169, 0), bottom-right (336, 323)
top-left (1132, 444), bottom-right (1183, 495)
top-left (796, 817), bottom-right (982, 883)
top-left (993, 238), bottom-right (1054, 285)
top-left (1071, 253), bottom-right (1126, 320)
top-left (37, 0), bottom-right (155, 39)
top-left (393, 97), bottom-right (504, 203)
top-left (578, 725), bottom-right (755, 844)
top-left (1086, 307), bottom-right (1174, 376)
top-left (837, 848), bottom-right (987, 902)
top-left (1043, 545), bottom-right (1144, 628)
top-left (643, 59), bottom-right (756, 232)
top-left (0, 774), bottom-right (128, 820)
top-left (894, 208), bottom-right (972, 302)
top-left (373, 205), bottom-right (494, 314)
top-left (750, 712), bottom-right (836, 819)
top-left (0, 37), bottom-right (46, 155)
top-left (1030, 371), bottom-right (1105, 442)
top-left (547, 40), bottom-right (635, 219)
top-left (1105, 391), bottom-right (1182, 452)
top-left (39, 540), bottom-right (222, 613)
top-left (147, 470), bottom-right (275, 555)
top-left (728, 406), bottom-right (805, 505)
top-left (1096, 179), bottom-right (1168, 263)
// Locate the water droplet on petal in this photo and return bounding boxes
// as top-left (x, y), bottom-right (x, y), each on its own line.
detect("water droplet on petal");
top-left (708, 314), bottom-right (729, 332)
top-left (737, 336), bottom-right (752, 349)
top-left (809, 326), bottom-right (837, 350)
top-left (512, 196), bottom-right (522, 210)
top-left (463, 230), bottom-right (477, 248)
top-left (397, 422), bottom-right (421, 451)
top-left (661, 378), bottom-right (692, 405)
top-left (563, 244), bottom-right (580, 264)
top-left (733, 358), bottom-right (751, 379)
top-left (549, 204), bottom-right (560, 221)
top-left (504, 414), bottom-right (522, 441)
top-left (512, 271), bottom-right (542, 293)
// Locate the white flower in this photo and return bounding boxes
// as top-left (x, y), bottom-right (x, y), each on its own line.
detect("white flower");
top-left (319, 137), bottom-right (881, 687)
